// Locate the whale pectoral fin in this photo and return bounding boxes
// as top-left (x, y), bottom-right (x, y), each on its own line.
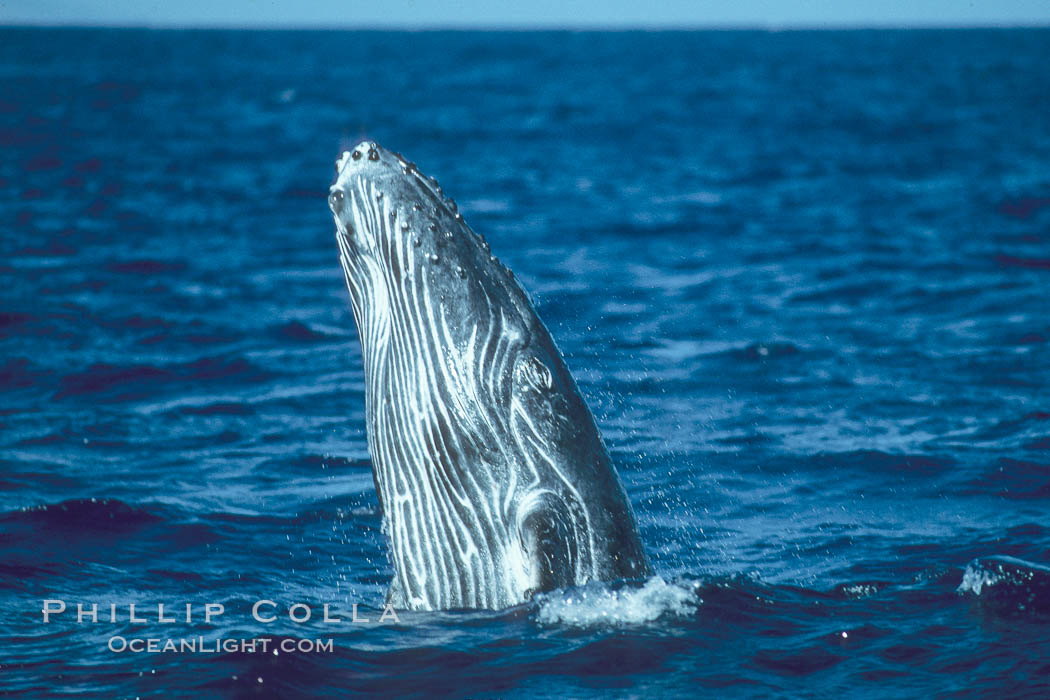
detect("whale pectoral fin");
top-left (520, 496), bottom-right (577, 594)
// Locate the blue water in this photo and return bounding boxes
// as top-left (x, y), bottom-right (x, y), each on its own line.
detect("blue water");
top-left (2, 27), bottom-right (1049, 698)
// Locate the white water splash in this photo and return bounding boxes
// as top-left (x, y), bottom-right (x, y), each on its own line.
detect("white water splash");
top-left (841, 583), bottom-right (880, 599)
top-left (957, 562), bottom-right (1001, 596)
top-left (536, 576), bottom-right (701, 626)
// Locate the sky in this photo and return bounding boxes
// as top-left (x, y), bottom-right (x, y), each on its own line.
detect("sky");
top-left (2, 0), bottom-right (1049, 29)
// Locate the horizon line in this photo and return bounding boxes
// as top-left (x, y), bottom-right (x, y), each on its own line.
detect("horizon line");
top-left (3, 20), bottom-right (1050, 32)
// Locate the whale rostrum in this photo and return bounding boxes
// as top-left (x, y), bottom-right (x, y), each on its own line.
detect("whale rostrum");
top-left (330, 140), bottom-right (650, 610)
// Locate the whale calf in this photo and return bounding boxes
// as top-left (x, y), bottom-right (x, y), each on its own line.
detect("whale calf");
top-left (329, 141), bottom-right (650, 610)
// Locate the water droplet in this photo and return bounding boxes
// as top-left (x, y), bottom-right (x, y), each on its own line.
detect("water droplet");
top-left (413, 237), bottom-right (421, 247)
top-left (456, 266), bottom-right (466, 279)
top-left (428, 223), bottom-right (437, 232)
top-left (389, 210), bottom-right (397, 222)
top-left (455, 212), bottom-right (463, 221)
top-left (448, 200), bottom-right (458, 213)
top-left (480, 238), bottom-right (490, 252)
top-left (351, 150), bottom-right (361, 161)
top-left (413, 204), bottom-right (422, 211)
top-left (429, 253), bottom-right (440, 263)
top-left (376, 192), bottom-right (383, 200)
top-left (401, 224), bottom-right (409, 232)
top-left (444, 231), bottom-right (453, 239)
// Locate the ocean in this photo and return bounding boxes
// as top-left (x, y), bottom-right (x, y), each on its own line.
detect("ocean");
top-left (2, 27), bottom-right (1049, 698)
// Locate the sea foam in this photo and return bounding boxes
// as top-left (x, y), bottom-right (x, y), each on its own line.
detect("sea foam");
top-left (536, 576), bottom-right (701, 626)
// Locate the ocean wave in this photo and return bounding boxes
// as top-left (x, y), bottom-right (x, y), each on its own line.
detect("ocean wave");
top-left (958, 556), bottom-right (1050, 614)
top-left (254, 454), bottom-right (371, 474)
top-left (270, 320), bottom-right (341, 343)
top-left (53, 355), bottom-right (273, 402)
top-left (104, 259), bottom-right (188, 275)
top-left (806, 450), bottom-right (953, 475)
top-left (960, 459), bottom-right (1050, 500)
top-left (2, 498), bottom-right (163, 531)
top-left (177, 401), bottom-right (255, 416)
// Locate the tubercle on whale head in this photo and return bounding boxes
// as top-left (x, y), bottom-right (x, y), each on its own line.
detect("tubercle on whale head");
top-left (331, 141), bottom-right (452, 245)
top-left (328, 140), bottom-right (501, 283)
top-left (328, 140), bottom-right (545, 405)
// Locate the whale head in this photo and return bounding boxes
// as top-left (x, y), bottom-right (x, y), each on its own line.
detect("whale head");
top-left (329, 141), bottom-right (649, 611)
top-left (329, 140), bottom-right (541, 607)
top-left (329, 140), bottom-right (516, 362)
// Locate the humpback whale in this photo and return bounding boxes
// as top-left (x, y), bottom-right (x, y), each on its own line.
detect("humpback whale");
top-left (329, 141), bottom-right (650, 611)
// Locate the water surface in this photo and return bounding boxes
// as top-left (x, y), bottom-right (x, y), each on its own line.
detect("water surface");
top-left (2, 28), bottom-right (1049, 698)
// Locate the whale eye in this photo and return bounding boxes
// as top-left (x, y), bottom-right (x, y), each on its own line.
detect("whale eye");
top-left (517, 356), bottom-right (553, 392)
